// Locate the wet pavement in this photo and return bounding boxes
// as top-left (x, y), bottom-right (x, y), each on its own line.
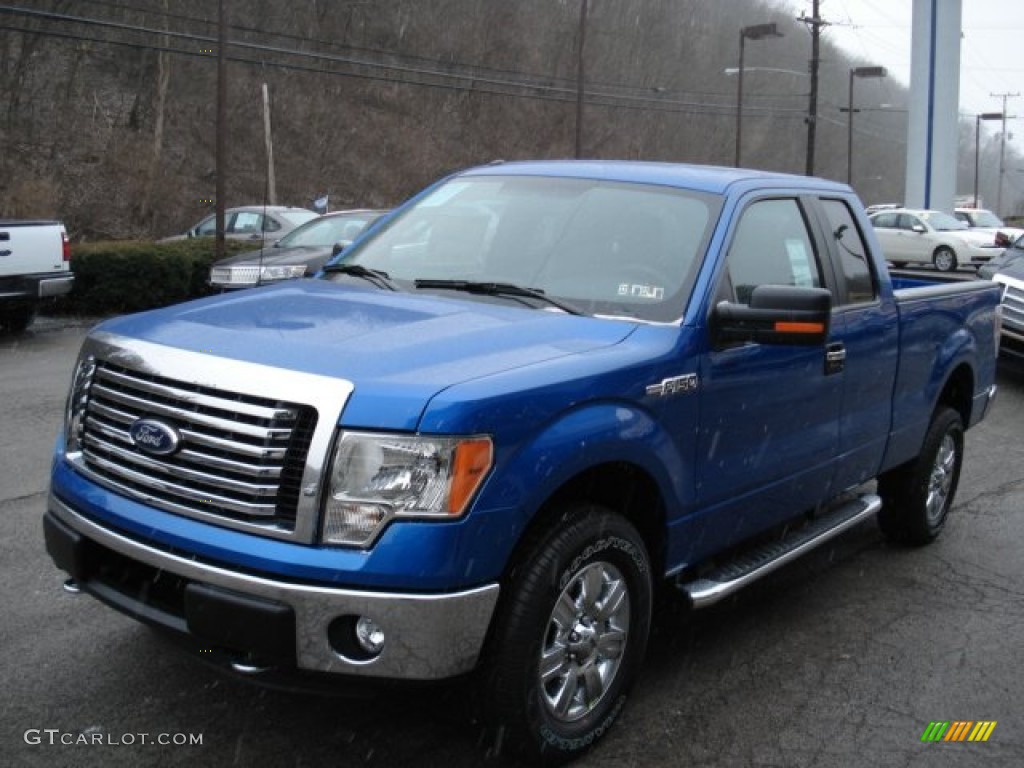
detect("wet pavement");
top-left (2, 319), bottom-right (1021, 766)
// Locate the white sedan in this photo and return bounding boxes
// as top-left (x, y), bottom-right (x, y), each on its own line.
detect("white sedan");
top-left (868, 208), bottom-right (993, 272)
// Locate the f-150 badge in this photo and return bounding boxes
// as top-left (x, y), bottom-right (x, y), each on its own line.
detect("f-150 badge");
top-left (645, 373), bottom-right (698, 397)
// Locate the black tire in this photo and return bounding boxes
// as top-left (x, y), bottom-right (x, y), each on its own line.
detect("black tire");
top-left (479, 504), bottom-right (652, 765)
top-left (877, 407), bottom-right (963, 546)
top-left (0, 305), bottom-right (36, 333)
top-left (932, 246), bottom-right (957, 272)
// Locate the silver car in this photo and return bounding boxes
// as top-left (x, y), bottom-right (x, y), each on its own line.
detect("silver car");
top-left (163, 205), bottom-right (319, 243)
top-left (209, 209), bottom-right (387, 289)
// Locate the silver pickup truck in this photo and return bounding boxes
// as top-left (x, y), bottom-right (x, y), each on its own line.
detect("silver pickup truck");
top-left (0, 220), bottom-right (73, 332)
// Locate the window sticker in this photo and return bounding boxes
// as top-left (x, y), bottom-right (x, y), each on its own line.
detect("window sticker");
top-left (618, 283), bottom-right (665, 300)
top-left (784, 238), bottom-right (815, 287)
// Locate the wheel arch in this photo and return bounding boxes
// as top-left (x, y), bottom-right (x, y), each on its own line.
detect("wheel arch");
top-left (475, 401), bottom-right (683, 590)
top-left (935, 362), bottom-right (974, 427)
top-left (509, 461), bottom-right (667, 584)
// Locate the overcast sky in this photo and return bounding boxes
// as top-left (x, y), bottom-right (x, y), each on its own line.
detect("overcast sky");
top-left (781, 0), bottom-right (1024, 155)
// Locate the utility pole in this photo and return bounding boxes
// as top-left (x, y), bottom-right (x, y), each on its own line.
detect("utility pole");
top-left (799, 0), bottom-right (828, 176)
top-left (574, 0), bottom-right (589, 159)
top-left (215, 0), bottom-right (228, 260)
top-left (991, 92), bottom-right (1020, 216)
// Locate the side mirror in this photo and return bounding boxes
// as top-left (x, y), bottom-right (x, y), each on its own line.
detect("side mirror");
top-left (713, 285), bottom-right (831, 347)
top-left (911, 224), bottom-right (926, 234)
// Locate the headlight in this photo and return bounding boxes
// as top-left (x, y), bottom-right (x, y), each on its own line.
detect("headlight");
top-left (322, 432), bottom-right (493, 547)
top-left (64, 353), bottom-right (96, 454)
top-left (259, 265), bottom-right (307, 281)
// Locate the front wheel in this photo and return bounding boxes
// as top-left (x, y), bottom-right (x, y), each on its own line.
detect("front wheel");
top-left (877, 407), bottom-right (964, 545)
top-left (479, 504), bottom-right (652, 765)
top-left (933, 246), bottom-right (958, 272)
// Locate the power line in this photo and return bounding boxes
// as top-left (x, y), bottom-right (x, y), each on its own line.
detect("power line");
top-left (0, 7), bottom-right (812, 121)
top-left (21, 0), bottom-right (737, 106)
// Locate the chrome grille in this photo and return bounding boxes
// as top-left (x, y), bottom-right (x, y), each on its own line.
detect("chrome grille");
top-left (79, 361), bottom-right (317, 531)
top-left (1001, 284), bottom-right (1024, 333)
top-left (210, 265), bottom-right (261, 286)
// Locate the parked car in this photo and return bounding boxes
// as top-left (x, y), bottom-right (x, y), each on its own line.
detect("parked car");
top-left (209, 209), bottom-right (387, 289)
top-left (954, 207), bottom-right (1024, 248)
top-left (868, 208), bottom-right (992, 272)
top-left (978, 232), bottom-right (1024, 280)
top-left (0, 219), bottom-right (73, 332)
top-left (864, 202), bottom-right (901, 215)
top-left (162, 205), bottom-right (318, 243)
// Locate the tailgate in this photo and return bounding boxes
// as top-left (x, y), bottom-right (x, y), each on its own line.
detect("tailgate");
top-left (0, 221), bottom-right (67, 279)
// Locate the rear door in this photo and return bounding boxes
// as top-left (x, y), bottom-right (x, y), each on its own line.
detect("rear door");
top-left (696, 195), bottom-right (842, 544)
top-left (813, 198), bottom-right (899, 491)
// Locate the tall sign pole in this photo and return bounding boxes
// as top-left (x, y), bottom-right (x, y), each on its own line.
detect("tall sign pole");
top-left (904, 0), bottom-right (962, 212)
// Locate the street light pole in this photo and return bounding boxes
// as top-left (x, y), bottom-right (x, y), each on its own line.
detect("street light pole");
top-left (734, 22), bottom-right (783, 168)
top-left (975, 112), bottom-right (1004, 208)
top-left (845, 66), bottom-right (886, 185)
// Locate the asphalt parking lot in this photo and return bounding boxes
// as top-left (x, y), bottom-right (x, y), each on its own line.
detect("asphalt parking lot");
top-left (1, 318), bottom-right (1022, 767)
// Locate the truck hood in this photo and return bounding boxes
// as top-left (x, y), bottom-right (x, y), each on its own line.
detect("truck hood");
top-left (96, 280), bottom-right (639, 429)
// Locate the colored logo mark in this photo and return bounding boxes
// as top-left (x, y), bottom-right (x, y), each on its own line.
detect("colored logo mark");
top-left (921, 721), bottom-right (997, 742)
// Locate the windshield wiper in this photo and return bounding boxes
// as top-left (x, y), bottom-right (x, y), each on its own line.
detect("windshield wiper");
top-left (413, 279), bottom-right (583, 315)
top-left (322, 263), bottom-right (397, 291)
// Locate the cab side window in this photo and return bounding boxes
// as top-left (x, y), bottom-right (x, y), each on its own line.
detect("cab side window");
top-left (821, 199), bottom-right (877, 304)
top-left (722, 198), bottom-right (823, 305)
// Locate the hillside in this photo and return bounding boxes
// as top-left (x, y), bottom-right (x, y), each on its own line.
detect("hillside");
top-left (0, 0), bottom-right (996, 239)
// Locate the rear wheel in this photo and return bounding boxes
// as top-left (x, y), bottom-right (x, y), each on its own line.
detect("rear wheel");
top-left (479, 504), bottom-right (652, 765)
top-left (932, 246), bottom-right (957, 272)
top-left (877, 407), bottom-right (963, 545)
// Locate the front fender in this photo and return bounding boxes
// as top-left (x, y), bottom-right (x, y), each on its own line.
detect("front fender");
top-left (469, 399), bottom-right (691, 577)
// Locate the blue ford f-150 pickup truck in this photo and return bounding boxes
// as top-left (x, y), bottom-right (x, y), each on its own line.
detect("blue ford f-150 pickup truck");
top-left (46, 161), bottom-right (1000, 764)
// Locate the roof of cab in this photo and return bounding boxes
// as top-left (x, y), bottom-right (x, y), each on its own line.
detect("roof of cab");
top-left (456, 159), bottom-right (852, 197)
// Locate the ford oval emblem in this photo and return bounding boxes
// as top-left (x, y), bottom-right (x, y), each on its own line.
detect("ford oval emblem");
top-left (129, 418), bottom-right (182, 457)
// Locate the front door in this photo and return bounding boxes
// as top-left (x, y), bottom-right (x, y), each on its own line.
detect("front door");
top-left (695, 196), bottom-right (842, 552)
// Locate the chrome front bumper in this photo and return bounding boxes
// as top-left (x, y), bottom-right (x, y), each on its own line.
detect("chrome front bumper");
top-left (48, 494), bottom-right (499, 681)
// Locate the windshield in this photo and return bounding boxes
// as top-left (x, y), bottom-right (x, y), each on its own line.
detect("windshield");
top-left (279, 210), bottom-right (319, 227)
top-left (968, 210), bottom-right (1004, 228)
top-left (329, 175), bottom-right (720, 323)
top-left (922, 211), bottom-right (967, 231)
top-left (279, 213), bottom-right (382, 248)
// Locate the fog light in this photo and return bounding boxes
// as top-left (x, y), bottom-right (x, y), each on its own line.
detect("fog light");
top-left (355, 616), bottom-right (386, 656)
